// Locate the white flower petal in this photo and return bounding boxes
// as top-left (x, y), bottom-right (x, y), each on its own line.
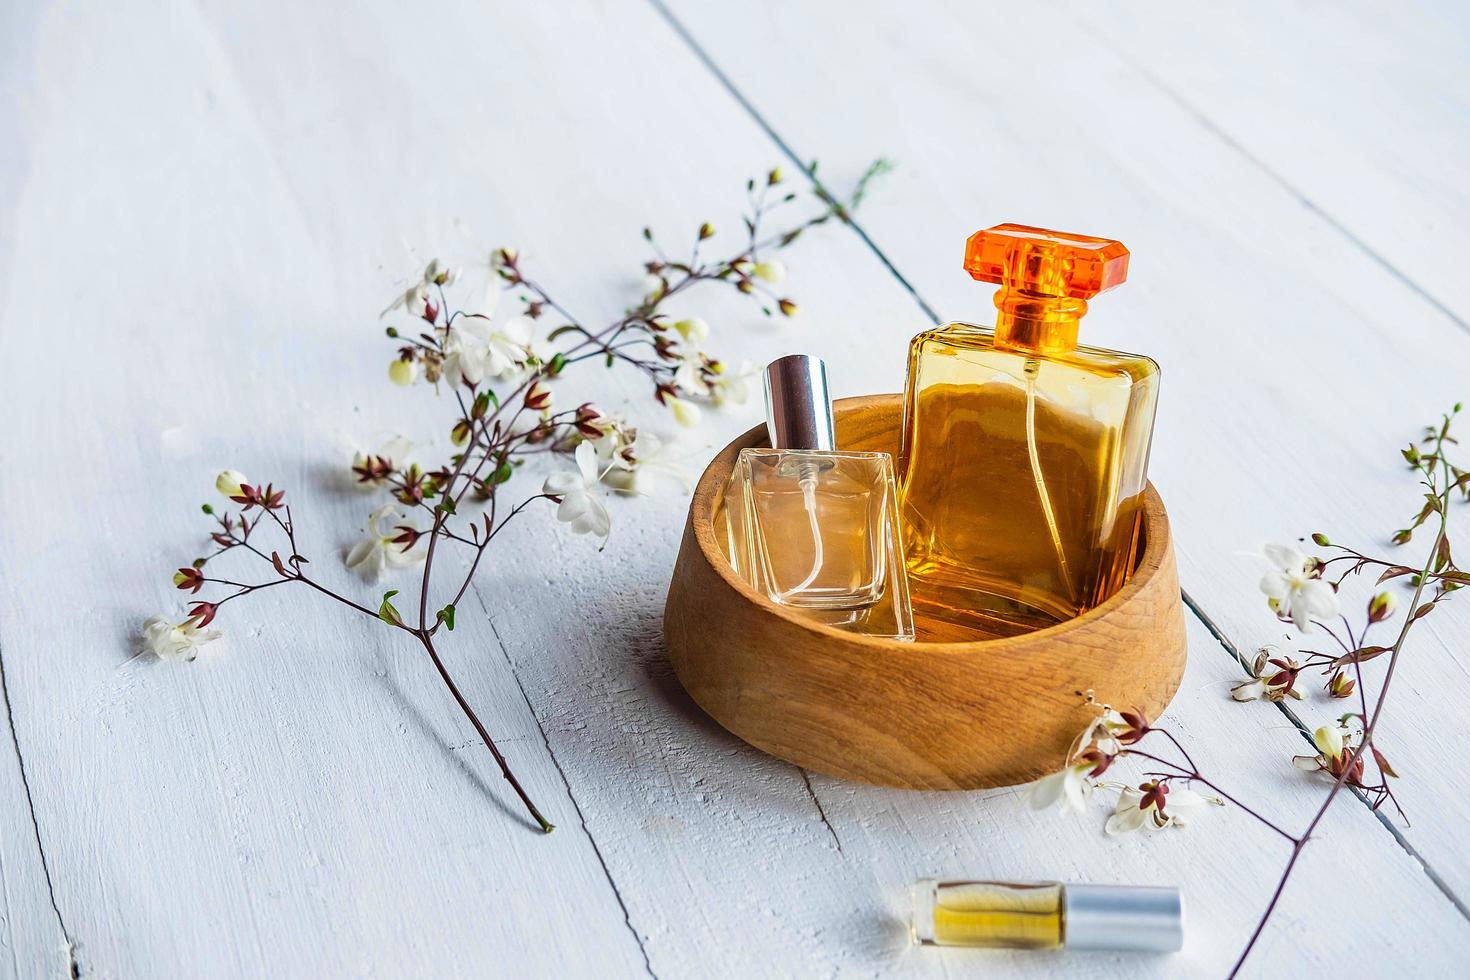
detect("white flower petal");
top-left (1231, 678), bottom-right (1266, 702)
top-left (1105, 805), bottom-right (1148, 836)
top-left (574, 440), bottom-right (600, 485)
top-left (1026, 769), bottom-right (1068, 811)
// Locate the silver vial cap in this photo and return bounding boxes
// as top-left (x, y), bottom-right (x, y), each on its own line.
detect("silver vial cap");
top-left (763, 354), bottom-right (835, 451)
top-left (1063, 884), bottom-right (1184, 952)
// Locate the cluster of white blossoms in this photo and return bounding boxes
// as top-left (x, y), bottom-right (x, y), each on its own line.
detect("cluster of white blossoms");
top-left (1026, 704), bottom-right (1222, 837)
top-left (540, 407), bottom-right (689, 544)
top-left (140, 470), bottom-right (256, 661)
top-left (664, 317), bottom-right (757, 428)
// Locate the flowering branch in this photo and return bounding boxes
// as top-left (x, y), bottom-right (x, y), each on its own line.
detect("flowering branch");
top-left (147, 161), bottom-right (889, 835)
top-left (1026, 404), bottom-right (1466, 975)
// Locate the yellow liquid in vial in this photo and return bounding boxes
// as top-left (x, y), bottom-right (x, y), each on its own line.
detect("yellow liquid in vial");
top-left (927, 881), bottom-right (1063, 949)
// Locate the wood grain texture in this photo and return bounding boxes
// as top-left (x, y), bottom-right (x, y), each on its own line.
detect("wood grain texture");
top-left (667, 395), bottom-right (1187, 789)
top-left (1, 0), bottom-right (1468, 976)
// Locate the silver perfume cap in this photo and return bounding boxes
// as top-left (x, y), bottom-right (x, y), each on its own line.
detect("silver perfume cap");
top-left (763, 354), bottom-right (835, 451)
top-left (1063, 884), bottom-right (1184, 952)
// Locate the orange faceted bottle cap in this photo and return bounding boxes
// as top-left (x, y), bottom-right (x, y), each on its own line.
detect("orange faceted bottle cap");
top-left (964, 224), bottom-right (1129, 300)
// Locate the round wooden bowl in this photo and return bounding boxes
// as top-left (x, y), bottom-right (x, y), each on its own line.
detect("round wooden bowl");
top-left (664, 394), bottom-right (1187, 790)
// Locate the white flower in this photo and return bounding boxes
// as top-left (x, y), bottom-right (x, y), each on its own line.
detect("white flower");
top-left (350, 435), bottom-right (413, 491)
top-left (672, 318), bottom-right (710, 343)
top-left (1105, 782), bottom-right (1217, 836)
top-left (142, 615), bottom-right (221, 663)
top-left (442, 314), bottom-right (534, 387)
top-left (666, 396), bottom-right (702, 428)
top-left (345, 505), bottom-right (426, 581)
top-left (752, 259), bottom-right (786, 284)
top-left (543, 441), bottom-right (611, 542)
top-left (672, 349), bottom-right (710, 396)
top-left (709, 360), bottom-right (758, 407)
top-left (382, 280), bottom-right (430, 318)
top-left (215, 470), bottom-right (248, 498)
top-left (1079, 707), bottom-right (1128, 755)
top-left (1259, 544), bottom-right (1337, 630)
top-left (1026, 762), bottom-right (1094, 814)
top-left (599, 430), bottom-right (689, 496)
top-left (423, 258), bottom-right (458, 287)
top-left (382, 257), bottom-right (458, 318)
top-left (490, 247), bottom-right (519, 273)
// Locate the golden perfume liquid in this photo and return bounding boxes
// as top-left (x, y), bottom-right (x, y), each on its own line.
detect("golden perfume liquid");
top-left (898, 225), bottom-right (1159, 641)
top-left (911, 878), bottom-right (1183, 952)
top-left (916, 880), bottom-right (1063, 949)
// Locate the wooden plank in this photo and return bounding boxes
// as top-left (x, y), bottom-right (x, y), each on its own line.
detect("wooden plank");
top-left (1079, 0), bottom-right (1470, 327)
top-left (0, 659), bottom-right (71, 979)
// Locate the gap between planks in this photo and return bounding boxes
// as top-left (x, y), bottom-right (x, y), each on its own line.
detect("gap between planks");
top-left (647, 0), bottom-right (1470, 925)
top-left (474, 592), bottom-right (659, 979)
top-left (0, 640), bottom-right (82, 979)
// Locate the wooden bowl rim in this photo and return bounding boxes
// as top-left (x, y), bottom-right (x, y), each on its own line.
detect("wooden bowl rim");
top-left (690, 393), bottom-right (1172, 652)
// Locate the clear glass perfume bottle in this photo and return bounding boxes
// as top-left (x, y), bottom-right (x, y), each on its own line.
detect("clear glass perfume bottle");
top-left (911, 878), bottom-right (1183, 952)
top-left (898, 224), bottom-right (1160, 641)
top-left (724, 355), bottom-right (914, 640)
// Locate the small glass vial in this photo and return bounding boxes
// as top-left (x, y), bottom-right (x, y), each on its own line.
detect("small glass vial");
top-left (724, 355), bottom-right (914, 640)
top-left (911, 879), bottom-right (1183, 952)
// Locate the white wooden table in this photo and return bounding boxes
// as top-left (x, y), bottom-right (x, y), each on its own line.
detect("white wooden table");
top-left (3, 1), bottom-right (1469, 976)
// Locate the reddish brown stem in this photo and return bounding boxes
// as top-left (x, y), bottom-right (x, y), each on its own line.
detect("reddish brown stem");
top-left (419, 632), bottom-right (554, 833)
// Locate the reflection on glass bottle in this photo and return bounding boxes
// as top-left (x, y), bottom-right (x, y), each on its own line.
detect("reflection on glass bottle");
top-left (899, 224), bottom-right (1160, 641)
top-left (724, 355), bottom-right (914, 641)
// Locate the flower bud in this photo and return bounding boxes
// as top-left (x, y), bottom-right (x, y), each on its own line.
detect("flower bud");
top-left (524, 380), bottom-right (552, 411)
top-left (672, 318), bottom-right (710, 343)
top-left (215, 470), bottom-right (248, 498)
top-left (777, 298), bottom-right (798, 317)
top-left (753, 259), bottom-right (786, 285)
top-left (1312, 724), bottom-right (1344, 758)
top-left (767, 166), bottom-right (783, 185)
top-left (698, 222), bottom-right (714, 240)
top-left (1367, 591), bottom-right (1396, 623)
top-left (389, 358), bottom-right (417, 386)
top-left (1327, 671), bottom-right (1356, 699)
top-left (173, 567), bottom-right (204, 593)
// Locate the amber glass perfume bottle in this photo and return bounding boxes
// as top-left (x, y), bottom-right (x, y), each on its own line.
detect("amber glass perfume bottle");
top-left (725, 355), bottom-right (914, 640)
top-left (911, 879), bottom-right (1183, 952)
top-left (899, 224), bottom-right (1160, 641)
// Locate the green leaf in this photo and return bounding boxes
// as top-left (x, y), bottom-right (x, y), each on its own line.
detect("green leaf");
top-left (439, 604), bottom-right (456, 631)
top-left (546, 324), bottom-right (580, 341)
top-left (378, 590), bottom-right (402, 626)
top-left (548, 352), bottom-right (568, 376)
top-left (492, 460), bottom-right (514, 485)
top-left (438, 496), bottom-right (457, 516)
